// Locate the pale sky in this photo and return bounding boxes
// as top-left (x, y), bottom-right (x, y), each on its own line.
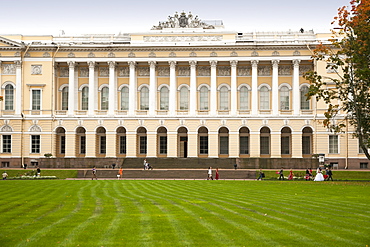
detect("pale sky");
top-left (0, 0), bottom-right (350, 36)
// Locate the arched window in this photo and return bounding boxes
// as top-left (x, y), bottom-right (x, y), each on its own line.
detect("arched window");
top-left (239, 86), bottom-right (249, 110)
top-left (62, 86), bottom-right (68, 110)
top-left (137, 127), bottom-right (147, 154)
top-left (199, 86), bottom-right (209, 111)
top-left (302, 127), bottom-right (313, 155)
top-left (140, 86), bottom-right (149, 110)
top-left (81, 86), bottom-right (88, 110)
top-left (4, 84), bottom-right (14, 110)
top-left (198, 127), bottom-right (208, 155)
top-left (101, 87), bottom-right (109, 110)
top-left (96, 127), bottom-right (106, 154)
top-left (219, 86), bottom-right (229, 110)
top-left (259, 86), bottom-right (270, 110)
top-left (239, 127), bottom-right (250, 155)
top-left (179, 86), bottom-right (189, 110)
top-left (281, 127), bottom-right (291, 155)
top-left (260, 127), bottom-right (270, 155)
top-left (280, 86), bottom-right (290, 110)
top-left (76, 127), bottom-right (86, 155)
top-left (219, 127), bottom-right (229, 155)
top-left (121, 86), bottom-right (129, 110)
top-left (160, 86), bottom-right (169, 110)
top-left (157, 127), bottom-right (167, 155)
top-left (300, 85), bottom-right (310, 110)
top-left (56, 127), bottom-right (66, 155)
top-left (117, 127), bottom-right (126, 154)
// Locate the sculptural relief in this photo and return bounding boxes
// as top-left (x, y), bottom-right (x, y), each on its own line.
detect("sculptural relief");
top-left (60, 67), bottom-right (69, 77)
top-left (178, 67), bottom-right (190, 76)
top-left (158, 67), bottom-right (170, 76)
top-left (118, 67), bottom-right (129, 77)
top-left (198, 66), bottom-right (211, 76)
top-left (238, 66), bottom-right (251, 76)
top-left (218, 66), bottom-right (231, 76)
top-left (99, 67), bottom-right (109, 77)
top-left (1, 64), bottom-right (16, 74)
top-left (138, 67), bottom-right (150, 76)
top-left (31, 65), bottom-right (42, 75)
top-left (258, 65), bottom-right (271, 76)
top-left (278, 65), bottom-right (291, 75)
top-left (80, 67), bottom-right (89, 77)
top-left (152, 11), bottom-right (215, 30)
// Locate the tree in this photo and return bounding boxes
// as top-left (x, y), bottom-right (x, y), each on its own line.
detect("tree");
top-left (304, 0), bottom-right (370, 159)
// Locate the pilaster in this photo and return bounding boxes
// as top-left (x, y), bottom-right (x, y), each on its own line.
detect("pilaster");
top-left (88, 61), bottom-right (96, 116)
top-left (230, 60), bottom-right (238, 116)
top-left (128, 61), bottom-right (137, 116)
top-left (189, 60), bottom-right (197, 116)
top-left (106, 132), bottom-right (117, 157)
top-left (108, 61), bottom-right (116, 116)
top-left (272, 60), bottom-right (279, 116)
top-left (210, 60), bottom-right (217, 116)
top-left (251, 60), bottom-right (259, 116)
top-left (15, 60), bottom-right (22, 115)
top-left (169, 61), bottom-right (177, 116)
top-left (149, 61), bottom-right (157, 116)
top-left (67, 61), bottom-right (76, 116)
top-left (293, 59), bottom-right (301, 115)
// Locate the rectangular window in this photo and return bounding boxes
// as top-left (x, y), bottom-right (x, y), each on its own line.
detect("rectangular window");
top-left (32, 90), bottom-right (41, 110)
top-left (329, 135), bottom-right (339, 154)
top-left (159, 136), bottom-right (167, 154)
top-left (119, 136), bottom-right (126, 154)
top-left (360, 163), bottom-right (368, 169)
top-left (100, 136), bottom-right (106, 154)
top-left (80, 136), bottom-right (86, 154)
top-left (302, 136), bottom-right (311, 155)
top-left (60, 136), bottom-right (65, 154)
top-left (31, 135), bottom-right (40, 153)
top-left (219, 136), bottom-right (229, 154)
top-left (2, 135), bottom-right (11, 153)
top-left (239, 136), bottom-right (249, 154)
top-left (281, 136), bottom-right (290, 154)
top-left (199, 136), bottom-right (208, 154)
top-left (140, 136), bottom-right (147, 154)
top-left (260, 136), bottom-right (270, 155)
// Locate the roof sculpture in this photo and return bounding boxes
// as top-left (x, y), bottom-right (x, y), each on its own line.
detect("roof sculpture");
top-left (151, 11), bottom-right (215, 30)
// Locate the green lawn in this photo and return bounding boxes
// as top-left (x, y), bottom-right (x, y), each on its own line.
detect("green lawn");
top-left (0, 180), bottom-right (369, 247)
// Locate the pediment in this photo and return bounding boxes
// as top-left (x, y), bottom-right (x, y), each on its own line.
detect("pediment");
top-left (0, 36), bottom-right (23, 48)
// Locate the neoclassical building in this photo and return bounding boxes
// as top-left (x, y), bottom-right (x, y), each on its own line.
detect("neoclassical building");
top-left (0, 12), bottom-right (367, 168)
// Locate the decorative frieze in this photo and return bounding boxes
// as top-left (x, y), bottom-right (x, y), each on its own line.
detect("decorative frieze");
top-left (258, 65), bottom-right (271, 76)
top-left (88, 52), bottom-right (95, 58)
top-left (60, 67), bottom-right (69, 77)
top-left (1, 63), bottom-right (16, 74)
top-left (198, 66), bottom-right (210, 76)
top-left (218, 66), bottom-right (231, 76)
top-left (118, 67), bottom-right (129, 77)
top-left (300, 65), bottom-right (313, 75)
top-left (128, 52), bottom-right (135, 58)
top-left (31, 65), bottom-right (42, 75)
top-left (68, 52), bottom-right (75, 58)
top-left (80, 67), bottom-right (89, 77)
top-left (210, 52), bottom-right (217, 57)
top-left (158, 67), bottom-right (170, 76)
top-left (178, 67), bottom-right (190, 76)
top-left (278, 65), bottom-right (291, 75)
top-left (251, 51), bottom-right (259, 56)
top-left (169, 52), bottom-right (176, 57)
top-left (238, 66), bottom-right (251, 76)
top-left (149, 52), bottom-right (156, 58)
top-left (230, 51), bottom-right (238, 57)
top-left (43, 52), bottom-right (51, 58)
top-left (99, 67), bottom-right (109, 77)
top-left (108, 52), bottom-right (115, 58)
top-left (189, 52), bottom-right (197, 57)
top-left (272, 51), bottom-right (280, 56)
top-left (138, 67), bottom-right (150, 76)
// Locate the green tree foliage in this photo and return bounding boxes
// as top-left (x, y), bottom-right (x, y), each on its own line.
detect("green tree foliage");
top-left (304, 0), bottom-right (370, 159)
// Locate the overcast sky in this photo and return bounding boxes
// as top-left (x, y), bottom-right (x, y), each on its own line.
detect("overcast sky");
top-left (0, 0), bottom-right (350, 36)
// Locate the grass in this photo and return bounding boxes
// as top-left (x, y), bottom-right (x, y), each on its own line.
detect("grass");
top-left (0, 180), bottom-right (369, 247)
top-left (260, 170), bottom-right (370, 180)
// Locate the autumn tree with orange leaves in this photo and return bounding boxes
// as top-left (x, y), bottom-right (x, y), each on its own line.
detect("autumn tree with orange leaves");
top-left (304, 0), bottom-right (370, 159)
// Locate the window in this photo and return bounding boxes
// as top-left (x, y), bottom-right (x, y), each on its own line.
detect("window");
top-left (199, 86), bottom-right (209, 111)
top-left (159, 136), bottom-right (167, 154)
top-left (140, 86), bottom-right (149, 110)
top-left (100, 136), bottom-right (106, 154)
top-left (329, 135), bottom-right (339, 154)
top-left (302, 127), bottom-right (312, 155)
top-left (32, 90), bottom-right (41, 110)
top-left (219, 136), bottom-right (228, 154)
top-left (240, 136), bottom-right (249, 154)
top-left (81, 86), bottom-right (89, 110)
top-left (119, 136), bottom-right (126, 154)
top-left (300, 85), bottom-right (310, 110)
top-left (2, 135), bottom-right (11, 153)
top-left (62, 87), bottom-right (68, 110)
top-left (281, 127), bottom-right (291, 155)
top-left (260, 127), bottom-right (270, 155)
top-left (60, 136), bottom-right (66, 154)
top-left (360, 163), bottom-right (368, 169)
top-left (31, 135), bottom-right (40, 153)
top-left (4, 84), bottom-right (14, 110)
top-left (179, 86), bottom-right (189, 110)
top-left (80, 136), bottom-right (86, 154)
top-left (219, 86), bottom-right (229, 111)
top-left (239, 86), bottom-right (249, 110)
top-left (259, 86), bottom-right (269, 110)
top-left (160, 87), bottom-right (169, 110)
top-left (101, 87), bottom-right (109, 110)
top-left (199, 136), bottom-right (208, 154)
top-left (140, 136), bottom-right (147, 154)
top-left (280, 86), bottom-right (289, 110)
top-left (121, 87), bottom-right (129, 110)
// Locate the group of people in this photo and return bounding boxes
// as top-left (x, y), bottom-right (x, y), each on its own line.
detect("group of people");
top-left (207, 167), bottom-right (219, 180)
top-left (256, 167), bottom-right (334, 181)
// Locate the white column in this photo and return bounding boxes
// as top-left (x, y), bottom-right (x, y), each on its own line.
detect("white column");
top-left (251, 60), bottom-right (259, 115)
top-left (210, 60), bottom-right (217, 116)
top-left (67, 61), bottom-right (76, 116)
top-left (108, 61), bottom-right (116, 116)
top-left (293, 59), bottom-right (301, 115)
top-left (149, 61), bottom-right (157, 116)
top-left (230, 60), bottom-right (238, 116)
top-left (169, 61), bottom-right (177, 116)
top-left (189, 60), bottom-right (197, 116)
top-left (88, 61), bottom-right (95, 116)
top-left (272, 60), bottom-right (279, 116)
top-left (15, 61), bottom-right (22, 115)
top-left (128, 61), bottom-right (137, 116)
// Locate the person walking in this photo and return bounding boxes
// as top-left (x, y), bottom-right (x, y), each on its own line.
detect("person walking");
top-left (288, 169), bottom-right (294, 180)
top-left (118, 167), bottom-right (123, 180)
top-left (92, 166), bottom-right (97, 180)
top-left (326, 167), bottom-right (333, 181)
top-left (2, 171), bottom-right (8, 180)
top-left (278, 167), bottom-right (284, 180)
top-left (215, 168), bottom-right (219, 180)
top-left (36, 166), bottom-right (41, 177)
top-left (207, 167), bottom-right (213, 180)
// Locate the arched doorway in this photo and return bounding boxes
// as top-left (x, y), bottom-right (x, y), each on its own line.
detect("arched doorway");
top-left (55, 127), bottom-right (65, 157)
top-left (178, 127), bottom-right (188, 158)
top-left (157, 127), bottom-right (167, 156)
